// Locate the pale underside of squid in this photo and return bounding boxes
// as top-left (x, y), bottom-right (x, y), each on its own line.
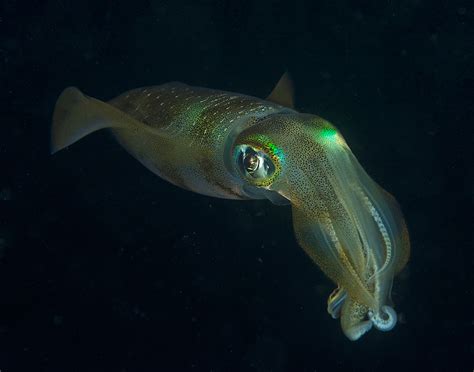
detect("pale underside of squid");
top-left (51, 73), bottom-right (410, 341)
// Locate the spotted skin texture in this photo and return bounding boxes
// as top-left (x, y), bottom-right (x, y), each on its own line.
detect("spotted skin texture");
top-left (108, 83), bottom-right (291, 198)
top-left (232, 113), bottom-right (410, 340)
top-left (52, 80), bottom-right (410, 341)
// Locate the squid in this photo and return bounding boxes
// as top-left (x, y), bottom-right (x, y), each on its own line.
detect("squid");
top-left (51, 73), bottom-right (410, 340)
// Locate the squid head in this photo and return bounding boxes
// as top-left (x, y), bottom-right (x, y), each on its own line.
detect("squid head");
top-left (230, 113), bottom-right (410, 340)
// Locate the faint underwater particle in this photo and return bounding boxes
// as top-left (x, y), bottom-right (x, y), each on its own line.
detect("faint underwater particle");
top-left (0, 187), bottom-right (12, 200)
top-left (255, 210), bottom-right (265, 217)
top-left (132, 305), bottom-right (147, 319)
top-left (398, 312), bottom-right (407, 325)
top-left (53, 315), bottom-right (64, 326)
top-left (112, 299), bottom-right (148, 321)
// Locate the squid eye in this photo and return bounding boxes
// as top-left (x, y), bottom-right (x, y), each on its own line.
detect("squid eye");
top-left (235, 145), bottom-right (276, 183)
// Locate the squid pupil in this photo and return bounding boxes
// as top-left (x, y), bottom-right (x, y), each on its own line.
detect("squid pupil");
top-left (244, 154), bottom-right (259, 173)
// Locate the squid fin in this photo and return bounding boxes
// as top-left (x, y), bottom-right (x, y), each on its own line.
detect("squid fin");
top-left (51, 87), bottom-right (141, 154)
top-left (266, 72), bottom-right (295, 109)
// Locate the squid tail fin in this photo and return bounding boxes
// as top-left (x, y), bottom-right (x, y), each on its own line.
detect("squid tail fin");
top-left (51, 87), bottom-right (136, 154)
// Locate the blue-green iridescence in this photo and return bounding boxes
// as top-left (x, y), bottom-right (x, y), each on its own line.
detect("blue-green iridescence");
top-left (319, 128), bottom-right (338, 140)
top-left (248, 134), bottom-right (286, 164)
top-left (314, 127), bottom-right (348, 149)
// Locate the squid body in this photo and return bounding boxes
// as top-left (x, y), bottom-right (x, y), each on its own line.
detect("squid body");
top-left (51, 73), bottom-right (410, 340)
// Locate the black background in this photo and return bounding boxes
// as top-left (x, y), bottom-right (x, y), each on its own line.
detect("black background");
top-left (0, 0), bottom-right (472, 371)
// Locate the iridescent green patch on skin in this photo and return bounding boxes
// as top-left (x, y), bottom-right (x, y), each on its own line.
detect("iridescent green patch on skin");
top-left (319, 128), bottom-right (338, 140)
top-left (315, 127), bottom-right (347, 148)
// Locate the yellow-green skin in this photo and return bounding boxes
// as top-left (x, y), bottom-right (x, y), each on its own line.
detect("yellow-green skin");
top-left (52, 81), bottom-right (410, 341)
top-left (109, 83), bottom-right (293, 199)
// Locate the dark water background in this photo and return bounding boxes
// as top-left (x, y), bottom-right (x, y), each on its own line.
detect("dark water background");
top-left (0, 0), bottom-right (472, 371)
